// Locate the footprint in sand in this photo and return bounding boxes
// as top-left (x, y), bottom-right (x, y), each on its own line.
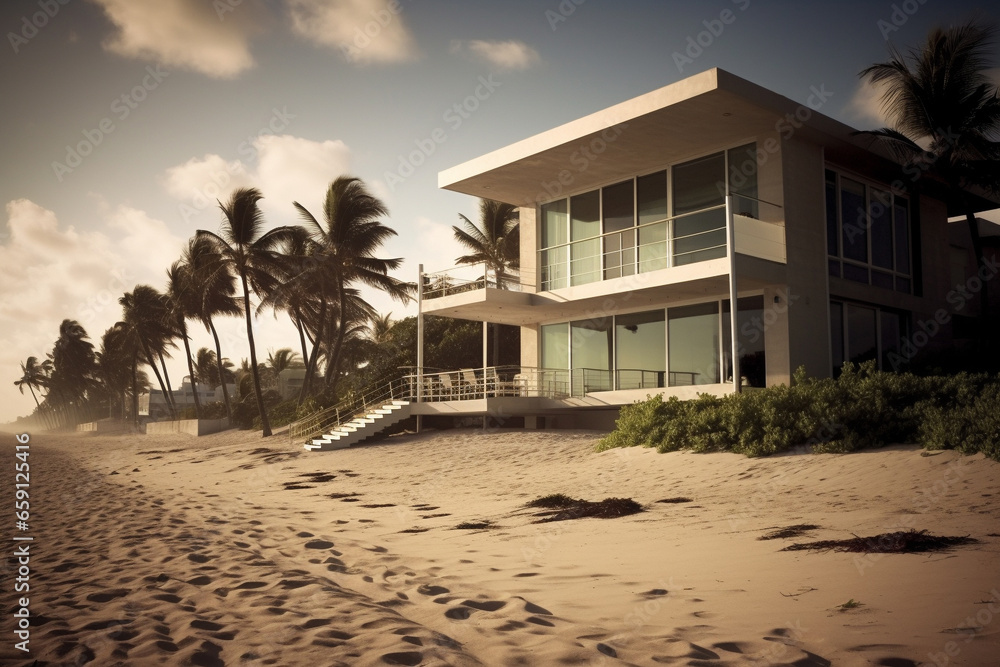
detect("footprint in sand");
top-left (381, 651), bottom-right (423, 665)
top-left (86, 589), bottom-right (130, 603)
top-left (417, 584), bottom-right (450, 596)
top-left (304, 539), bottom-right (334, 549)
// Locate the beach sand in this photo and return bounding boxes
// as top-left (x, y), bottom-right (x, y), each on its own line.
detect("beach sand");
top-left (1, 426), bottom-right (998, 666)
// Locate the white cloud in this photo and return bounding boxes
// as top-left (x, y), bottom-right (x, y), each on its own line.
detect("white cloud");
top-left (92, 0), bottom-right (260, 78)
top-left (287, 0), bottom-right (418, 65)
top-left (451, 39), bottom-right (540, 70)
top-left (846, 79), bottom-right (892, 128)
top-left (162, 135), bottom-right (352, 226)
top-left (0, 199), bottom-right (187, 422)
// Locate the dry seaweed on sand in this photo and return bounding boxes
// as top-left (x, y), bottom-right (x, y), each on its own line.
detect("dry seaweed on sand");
top-left (781, 529), bottom-right (977, 553)
top-left (525, 494), bottom-right (577, 509)
top-left (656, 497), bottom-right (693, 504)
top-left (531, 497), bottom-right (644, 523)
top-left (759, 524), bottom-right (820, 540)
top-left (454, 520), bottom-right (494, 530)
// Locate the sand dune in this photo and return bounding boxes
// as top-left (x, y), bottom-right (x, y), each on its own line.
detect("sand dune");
top-left (2, 427), bottom-right (998, 666)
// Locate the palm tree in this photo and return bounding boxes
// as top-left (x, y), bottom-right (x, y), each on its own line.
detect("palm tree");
top-left (293, 176), bottom-right (412, 397)
top-left (453, 198), bottom-right (520, 288)
top-left (47, 319), bottom-right (97, 410)
top-left (14, 356), bottom-right (50, 408)
top-left (183, 236), bottom-right (243, 421)
top-left (165, 260), bottom-right (203, 419)
top-left (366, 312), bottom-right (395, 346)
top-left (452, 198), bottom-right (520, 365)
top-left (197, 187), bottom-right (305, 437)
top-left (119, 286), bottom-right (179, 420)
top-left (858, 20), bottom-right (1000, 327)
top-left (96, 326), bottom-right (148, 422)
top-left (194, 347), bottom-right (234, 388)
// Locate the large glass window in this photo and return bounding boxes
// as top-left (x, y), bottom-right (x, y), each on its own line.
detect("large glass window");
top-left (673, 153), bottom-right (727, 266)
top-left (668, 302), bottom-right (720, 386)
top-left (846, 303), bottom-right (878, 365)
top-left (826, 169), bottom-right (912, 293)
top-left (616, 310), bottom-right (665, 389)
top-left (541, 200), bottom-right (568, 290)
top-left (540, 323), bottom-right (569, 370)
top-left (570, 190), bottom-right (601, 286)
top-left (727, 143), bottom-right (759, 219)
top-left (637, 171), bottom-right (668, 272)
top-left (571, 319), bottom-right (612, 395)
top-left (603, 180), bottom-right (635, 279)
top-left (722, 296), bottom-right (766, 388)
top-left (841, 177), bottom-right (867, 263)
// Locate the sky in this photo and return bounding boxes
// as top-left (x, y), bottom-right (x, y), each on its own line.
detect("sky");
top-left (1, 0), bottom-right (997, 423)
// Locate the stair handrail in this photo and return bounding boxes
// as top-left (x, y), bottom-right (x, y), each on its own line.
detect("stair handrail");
top-left (289, 372), bottom-right (415, 443)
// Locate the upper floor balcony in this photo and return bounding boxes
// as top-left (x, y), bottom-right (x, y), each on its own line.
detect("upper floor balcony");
top-left (421, 195), bottom-right (785, 326)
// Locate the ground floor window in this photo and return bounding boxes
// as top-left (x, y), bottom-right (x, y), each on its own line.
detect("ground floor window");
top-left (830, 300), bottom-right (908, 375)
top-left (541, 296), bottom-right (765, 395)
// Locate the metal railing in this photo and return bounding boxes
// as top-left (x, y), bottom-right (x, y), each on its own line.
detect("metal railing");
top-left (423, 262), bottom-right (526, 300)
top-left (410, 366), bottom-right (571, 401)
top-left (288, 372), bottom-right (414, 443)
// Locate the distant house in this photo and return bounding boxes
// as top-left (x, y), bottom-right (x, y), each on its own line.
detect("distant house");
top-left (277, 368), bottom-right (309, 401)
top-left (139, 378), bottom-right (236, 419)
top-left (404, 68), bottom-right (998, 429)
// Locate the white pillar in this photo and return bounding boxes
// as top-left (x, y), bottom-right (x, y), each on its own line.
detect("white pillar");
top-left (416, 264), bottom-right (424, 433)
top-left (726, 195), bottom-right (741, 394)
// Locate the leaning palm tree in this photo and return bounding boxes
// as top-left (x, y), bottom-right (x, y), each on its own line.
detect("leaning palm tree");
top-left (165, 260), bottom-right (203, 419)
top-left (183, 236), bottom-right (243, 421)
top-left (119, 286), bottom-right (179, 420)
top-left (14, 356), bottom-right (51, 408)
top-left (453, 198), bottom-right (520, 288)
top-left (858, 20), bottom-right (1000, 324)
top-left (293, 176), bottom-right (413, 397)
top-left (48, 319), bottom-right (97, 408)
top-left (197, 188), bottom-right (305, 437)
top-left (453, 198), bottom-right (520, 365)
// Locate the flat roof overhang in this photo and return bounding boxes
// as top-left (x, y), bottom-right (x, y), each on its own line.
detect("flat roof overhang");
top-left (422, 254), bottom-right (786, 325)
top-left (439, 68), bottom-right (1000, 215)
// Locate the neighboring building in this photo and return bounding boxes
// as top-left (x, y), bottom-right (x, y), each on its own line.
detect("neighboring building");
top-left (277, 367), bottom-right (309, 400)
top-left (407, 68), bottom-right (997, 428)
top-left (139, 378), bottom-right (236, 419)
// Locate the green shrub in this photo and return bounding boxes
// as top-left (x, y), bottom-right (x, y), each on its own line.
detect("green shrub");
top-left (598, 364), bottom-right (1000, 461)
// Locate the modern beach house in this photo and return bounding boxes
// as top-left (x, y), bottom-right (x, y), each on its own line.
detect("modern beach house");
top-left (301, 68), bottom-right (997, 449)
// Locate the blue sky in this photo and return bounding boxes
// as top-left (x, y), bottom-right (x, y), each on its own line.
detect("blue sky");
top-left (1, 0), bottom-right (996, 422)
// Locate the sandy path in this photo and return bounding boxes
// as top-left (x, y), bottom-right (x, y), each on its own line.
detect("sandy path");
top-left (2, 428), bottom-right (998, 666)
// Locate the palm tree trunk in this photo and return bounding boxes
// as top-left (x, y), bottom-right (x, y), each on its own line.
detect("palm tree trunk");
top-left (328, 278), bottom-right (349, 397)
top-left (158, 351), bottom-right (177, 415)
top-left (241, 274), bottom-right (272, 437)
top-left (293, 308), bottom-right (310, 374)
top-left (28, 385), bottom-right (39, 408)
top-left (962, 198), bottom-right (990, 348)
top-left (208, 319), bottom-right (233, 421)
top-left (131, 353), bottom-right (139, 429)
top-left (143, 341), bottom-right (174, 420)
top-left (300, 300), bottom-right (327, 403)
top-left (179, 320), bottom-right (201, 420)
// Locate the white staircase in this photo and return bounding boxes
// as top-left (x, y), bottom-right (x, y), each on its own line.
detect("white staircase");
top-left (303, 400), bottom-right (411, 451)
